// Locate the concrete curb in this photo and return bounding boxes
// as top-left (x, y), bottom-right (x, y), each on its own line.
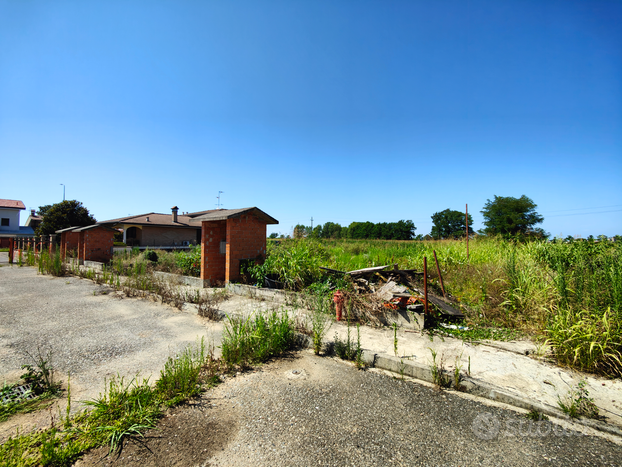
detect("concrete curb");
top-left (364, 350), bottom-right (622, 439)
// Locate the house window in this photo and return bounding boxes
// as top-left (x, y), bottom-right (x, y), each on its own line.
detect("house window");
top-left (1, 218), bottom-right (9, 227)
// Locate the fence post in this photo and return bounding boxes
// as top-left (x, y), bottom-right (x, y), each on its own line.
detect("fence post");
top-left (423, 256), bottom-right (429, 315)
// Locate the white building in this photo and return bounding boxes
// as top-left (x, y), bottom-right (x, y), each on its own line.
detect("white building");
top-left (0, 199), bottom-right (35, 247)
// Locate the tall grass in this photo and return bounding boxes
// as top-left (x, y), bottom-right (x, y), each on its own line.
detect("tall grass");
top-left (156, 338), bottom-right (206, 406)
top-left (37, 249), bottom-right (65, 277)
top-left (534, 240), bottom-right (622, 376)
top-left (221, 309), bottom-right (297, 367)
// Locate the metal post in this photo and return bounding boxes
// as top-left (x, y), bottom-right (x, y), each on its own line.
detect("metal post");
top-left (423, 256), bottom-right (429, 315)
top-left (466, 204), bottom-right (469, 260)
top-left (433, 250), bottom-right (447, 298)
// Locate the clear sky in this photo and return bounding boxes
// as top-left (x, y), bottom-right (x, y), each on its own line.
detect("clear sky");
top-left (1, 0), bottom-right (621, 238)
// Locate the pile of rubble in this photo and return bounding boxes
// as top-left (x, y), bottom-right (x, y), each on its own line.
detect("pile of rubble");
top-left (320, 264), bottom-right (464, 328)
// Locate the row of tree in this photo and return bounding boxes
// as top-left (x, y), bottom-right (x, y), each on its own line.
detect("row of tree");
top-left (282, 195), bottom-right (547, 240)
top-left (291, 220), bottom-right (417, 240)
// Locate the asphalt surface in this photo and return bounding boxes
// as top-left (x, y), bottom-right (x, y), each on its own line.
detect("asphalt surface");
top-left (206, 353), bottom-right (622, 466)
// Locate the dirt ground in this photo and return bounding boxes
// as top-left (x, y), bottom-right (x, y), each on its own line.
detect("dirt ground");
top-left (74, 393), bottom-right (239, 467)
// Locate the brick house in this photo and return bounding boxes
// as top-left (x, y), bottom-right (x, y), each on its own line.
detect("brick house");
top-left (56, 224), bottom-right (116, 263)
top-left (98, 207), bottom-right (222, 247)
top-left (193, 207), bottom-right (278, 284)
top-left (56, 226), bottom-right (82, 259)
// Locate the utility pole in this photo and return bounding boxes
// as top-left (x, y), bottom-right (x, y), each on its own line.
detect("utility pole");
top-left (60, 184), bottom-right (65, 201)
top-left (216, 191), bottom-right (224, 208)
top-left (310, 217), bottom-right (313, 230)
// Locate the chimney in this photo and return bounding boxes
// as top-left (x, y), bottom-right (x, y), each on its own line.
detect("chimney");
top-left (31, 209), bottom-right (35, 216)
top-left (171, 206), bottom-right (179, 223)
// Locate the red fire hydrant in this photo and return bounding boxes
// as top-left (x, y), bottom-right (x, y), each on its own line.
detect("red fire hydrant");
top-left (333, 290), bottom-right (345, 321)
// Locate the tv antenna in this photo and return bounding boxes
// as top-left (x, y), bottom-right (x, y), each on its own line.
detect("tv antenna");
top-left (216, 191), bottom-right (224, 208)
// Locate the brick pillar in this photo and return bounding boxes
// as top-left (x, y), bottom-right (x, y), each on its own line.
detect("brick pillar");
top-left (200, 220), bottom-right (226, 285)
top-left (49, 235), bottom-right (55, 254)
top-left (78, 232), bottom-right (84, 265)
top-left (225, 214), bottom-right (268, 283)
top-left (8, 238), bottom-right (13, 263)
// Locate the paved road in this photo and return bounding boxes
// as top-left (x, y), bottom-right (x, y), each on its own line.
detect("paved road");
top-left (202, 354), bottom-right (622, 467)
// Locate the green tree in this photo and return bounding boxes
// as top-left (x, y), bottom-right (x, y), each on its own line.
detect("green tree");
top-left (431, 209), bottom-right (473, 240)
top-left (268, 232), bottom-right (279, 239)
top-left (480, 195), bottom-right (545, 238)
top-left (310, 225), bottom-right (323, 238)
top-left (293, 224), bottom-right (307, 239)
top-left (321, 222), bottom-right (343, 239)
top-left (36, 200), bottom-right (96, 236)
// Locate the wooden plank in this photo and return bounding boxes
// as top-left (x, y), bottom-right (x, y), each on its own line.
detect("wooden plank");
top-left (346, 265), bottom-right (390, 276)
top-left (320, 266), bottom-right (346, 275)
top-left (428, 295), bottom-right (465, 318)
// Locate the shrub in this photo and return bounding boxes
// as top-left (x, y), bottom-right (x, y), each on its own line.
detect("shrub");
top-left (144, 249), bottom-right (158, 263)
top-left (221, 309), bottom-right (297, 367)
top-left (175, 245), bottom-right (201, 277)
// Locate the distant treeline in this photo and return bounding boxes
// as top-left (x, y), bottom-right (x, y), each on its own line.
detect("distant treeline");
top-left (291, 220), bottom-right (417, 240)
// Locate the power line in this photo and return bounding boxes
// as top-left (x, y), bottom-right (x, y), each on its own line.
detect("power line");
top-left (541, 204), bottom-right (622, 214)
top-left (545, 209), bottom-right (622, 218)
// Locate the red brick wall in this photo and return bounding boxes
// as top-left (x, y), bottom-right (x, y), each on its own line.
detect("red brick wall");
top-left (226, 214), bottom-right (267, 283)
top-left (83, 228), bottom-right (114, 262)
top-left (78, 232), bottom-right (85, 263)
top-left (201, 220), bottom-right (227, 284)
top-left (61, 231), bottom-right (80, 260)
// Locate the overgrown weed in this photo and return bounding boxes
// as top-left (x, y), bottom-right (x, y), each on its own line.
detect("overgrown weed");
top-left (557, 379), bottom-right (600, 419)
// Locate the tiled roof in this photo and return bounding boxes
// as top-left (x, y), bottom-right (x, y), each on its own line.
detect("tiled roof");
top-left (99, 207), bottom-right (278, 227)
top-left (98, 212), bottom-right (202, 228)
top-left (193, 207), bottom-right (278, 224)
top-left (0, 199), bottom-right (26, 209)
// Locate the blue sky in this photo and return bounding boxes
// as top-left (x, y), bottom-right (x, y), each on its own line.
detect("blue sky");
top-left (1, 0), bottom-right (621, 238)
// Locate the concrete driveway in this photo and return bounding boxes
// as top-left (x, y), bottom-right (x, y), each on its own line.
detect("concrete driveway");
top-left (0, 254), bottom-right (223, 438)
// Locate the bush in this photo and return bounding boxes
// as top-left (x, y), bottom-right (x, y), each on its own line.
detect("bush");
top-left (175, 245), bottom-right (201, 277)
top-left (144, 250), bottom-right (158, 263)
top-left (221, 310), bottom-right (297, 367)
